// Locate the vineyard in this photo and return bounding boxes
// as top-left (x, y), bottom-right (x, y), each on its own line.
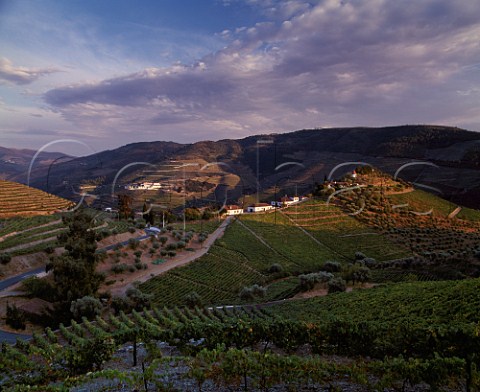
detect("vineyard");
top-left (0, 212), bottom-right (131, 258)
top-left (0, 180), bottom-right (74, 218)
top-left (2, 278), bottom-right (480, 390)
top-left (242, 200), bottom-right (411, 263)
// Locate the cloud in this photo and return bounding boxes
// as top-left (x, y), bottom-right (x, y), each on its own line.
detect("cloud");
top-left (42, 0), bottom-right (480, 144)
top-left (0, 58), bottom-right (60, 85)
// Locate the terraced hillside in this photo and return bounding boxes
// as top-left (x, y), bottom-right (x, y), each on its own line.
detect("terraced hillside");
top-left (0, 180), bottom-right (74, 218)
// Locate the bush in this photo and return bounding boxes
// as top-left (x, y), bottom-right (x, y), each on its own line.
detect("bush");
top-left (298, 272), bottom-right (334, 291)
top-left (111, 263), bottom-right (128, 274)
top-left (126, 287), bottom-right (152, 310)
top-left (159, 236), bottom-right (168, 245)
top-left (128, 238), bottom-right (140, 250)
top-left (328, 277), bottom-right (347, 293)
top-left (239, 284), bottom-right (266, 300)
top-left (176, 241), bottom-right (186, 249)
top-left (133, 250), bottom-right (143, 258)
top-left (128, 227), bottom-right (136, 234)
top-left (184, 291), bottom-right (203, 308)
top-left (355, 251), bottom-right (366, 261)
top-left (6, 304), bottom-right (26, 330)
top-left (70, 296), bottom-right (102, 320)
top-left (166, 243), bottom-right (178, 251)
top-left (239, 287), bottom-right (255, 301)
top-left (44, 246), bottom-right (55, 255)
top-left (0, 253), bottom-right (12, 265)
top-left (22, 276), bottom-right (56, 301)
top-left (268, 263), bottom-right (283, 274)
top-left (167, 251), bottom-right (176, 257)
top-left (322, 261), bottom-right (342, 272)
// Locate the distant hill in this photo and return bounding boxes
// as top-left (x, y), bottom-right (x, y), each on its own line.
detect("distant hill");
top-left (0, 180), bottom-right (74, 218)
top-left (0, 146), bottom-right (70, 181)
top-left (13, 124), bottom-right (480, 209)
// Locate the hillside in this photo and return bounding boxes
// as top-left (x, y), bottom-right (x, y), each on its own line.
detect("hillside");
top-left (17, 124), bottom-right (480, 210)
top-left (0, 180), bottom-right (74, 218)
top-left (0, 146), bottom-right (69, 181)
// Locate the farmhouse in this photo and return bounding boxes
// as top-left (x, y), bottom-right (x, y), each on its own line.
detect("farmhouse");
top-left (225, 205), bottom-right (244, 215)
top-left (271, 195), bottom-right (302, 207)
top-left (125, 182), bottom-right (163, 190)
top-left (247, 203), bottom-right (273, 213)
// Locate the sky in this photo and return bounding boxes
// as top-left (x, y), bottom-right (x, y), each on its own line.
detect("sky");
top-left (1, 0), bottom-right (480, 155)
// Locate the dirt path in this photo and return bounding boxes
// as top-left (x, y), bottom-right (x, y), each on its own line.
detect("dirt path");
top-left (109, 216), bottom-right (233, 296)
top-left (385, 187), bottom-right (415, 195)
top-left (448, 206), bottom-right (462, 219)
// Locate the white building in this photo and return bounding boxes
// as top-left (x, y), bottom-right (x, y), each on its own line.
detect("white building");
top-left (125, 182), bottom-right (163, 190)
top-left (247, 203), bottom-right (274, 213)
top-left (225, 205), bottom-right (244, 215)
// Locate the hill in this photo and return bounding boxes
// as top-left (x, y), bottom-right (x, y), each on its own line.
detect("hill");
top-left (0, 146), bottom-right (69, 181)
top-left (17, 124), bottom-right (480, 209)
top-left (0, 180), bottom-right (74, 218)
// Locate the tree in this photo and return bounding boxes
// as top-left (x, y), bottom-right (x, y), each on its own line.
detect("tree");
top-left (6, 303), bottom-right (26, 330)
top-left (185, 291), bottom-right (203, 308)
top-left (118, 194), bottom-right (134, 220)
top-left (48, 209), bottom-right (103, 305)
top-left (70, 296), bottom-right (102, 321)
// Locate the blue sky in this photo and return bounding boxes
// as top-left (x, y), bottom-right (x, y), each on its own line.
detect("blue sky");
top-left (1, 0), bottom-right (480, 155)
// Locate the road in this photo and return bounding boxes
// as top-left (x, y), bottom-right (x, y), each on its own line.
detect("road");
top-left (0, 267), bottom-right (45, 292)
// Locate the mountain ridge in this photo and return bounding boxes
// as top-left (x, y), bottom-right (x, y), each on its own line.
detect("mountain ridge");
top-left (5, 124), bottom-right (480, 208)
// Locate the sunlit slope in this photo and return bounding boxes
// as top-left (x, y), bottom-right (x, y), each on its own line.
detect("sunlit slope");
top-left (0, 180), bottom-right (74, 218)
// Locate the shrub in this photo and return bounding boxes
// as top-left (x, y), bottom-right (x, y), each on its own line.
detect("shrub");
top-left (268, 263), bottom-right (283, 274)
top-left (111, 263), bottom-right (128, 274)
top-left (128, 227), bottom-right (136, 234)
top-left (126, 287), bottom-right (152, 310)
top-left (355, 251), bottom-right (366, 261)
top-left (239, 287), bottom-right (255, 301)
top-left (44, 246), bottom-right (55, 255)
top-left (177, 241), bottom-right (186, 249)
top-left (128, 238), bottom-right (139, 250)
top-left (166, 243), bottom-right (178, 251)
top-left (322, 261), bottom-right (342, 272)
top-left (22, 276), bottom-right (56, 301)
top-left (167, 251), bottom-right (177, 257)
top-left (159, 236), bottom-right (168, 245)
top-left (298, 272), bottom-right (334, 291)
top-left (6, 304), bottom-right (26, 330)
top-left (70, 296), bottom-right (102, 320)
top-left (184, 291), bottom-right (203, 308)
top-left (0, 253), bottom-right (12, 265)
top-left (160, 250), bottom-right (168, 256)
top-left (328, 277), bottom-right (347, 293)
top-left (133, 250), bottom-right (143, 258)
